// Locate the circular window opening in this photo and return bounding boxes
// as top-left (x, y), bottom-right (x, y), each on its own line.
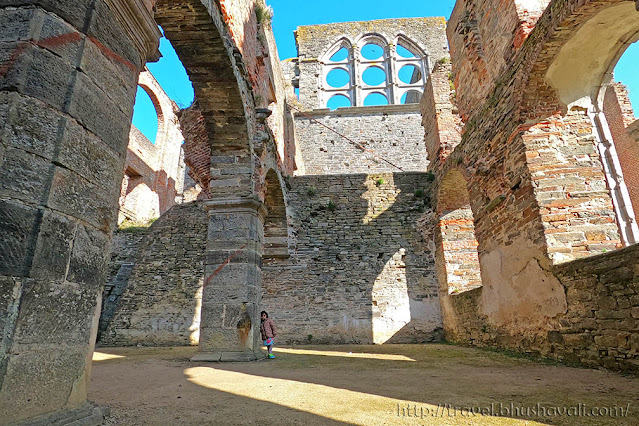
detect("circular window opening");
top-left (327, 94), bottom-right (351, 110)
top-left (132, 86), bottom-right (159, 144)
top-left (398, 65), bottom-right (423, 84)
top-left (326, 68), bottom-right (350, 88)
top-left (401, 90), bottom-right (422, 104)
top-left (362, 66), bottom-right (386, 86)
top-left (330, 47), bottom-right (349, 62)
top-left (361, 43), bottom-right (384, 60)
top-left (396, 44), bottom-right (417, 58)
top-left (364, 93), bottom-right (389, 106)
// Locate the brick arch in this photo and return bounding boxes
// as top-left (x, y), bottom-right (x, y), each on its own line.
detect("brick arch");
top-left (516, 0), bottom-right (639, 248)
top-left (519, 0), bottom-right (639, 120)
top-left (154, 0), bottom-right (256, 198)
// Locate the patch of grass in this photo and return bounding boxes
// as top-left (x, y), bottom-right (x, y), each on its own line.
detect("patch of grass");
top-left (327, 200), bottom-right (336, 211)
top-left (375, 178), bottom-right (385, 186)
top-left (414, 188), bottom-right (425, 197)
top-left (254, 3), bottom-right (273, 26)
top-left (425, 172), bottom-right (436, 182)
top-left (307, 186), bottom-right (317, 196)
top-left (119, 217), bottom-right (157, 233)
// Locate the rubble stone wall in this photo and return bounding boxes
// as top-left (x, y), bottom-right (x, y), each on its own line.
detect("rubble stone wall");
top-left (262, 172), bottom-right (442, 344)
top-left (294, 106), bottom-right (427, 175)
top-left (98, 201), bottom-right (207, 347)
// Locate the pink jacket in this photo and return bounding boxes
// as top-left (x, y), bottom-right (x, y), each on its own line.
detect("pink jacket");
top-left (260, 318), bottom-right (277, 340)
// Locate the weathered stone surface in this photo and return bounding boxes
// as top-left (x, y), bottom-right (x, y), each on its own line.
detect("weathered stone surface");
top-left (99, 202), bottom-right (207, 347)
top-left (295, 106), bottom-right (428, 174)
top-left (263, 173), bottom-right (441, 344)
top-left (0, 200), bottom-right (39, 276)
top-left (0, 1), bottom-right (157, 424)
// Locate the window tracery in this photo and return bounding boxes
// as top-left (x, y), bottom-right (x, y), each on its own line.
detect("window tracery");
top-left (321, 34), bottom-right (428, 109)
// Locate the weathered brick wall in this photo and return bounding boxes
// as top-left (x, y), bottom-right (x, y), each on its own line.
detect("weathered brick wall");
top-left (603, 84), bottom-right (639, 217)
top-left (294, 106), bottom-right (427, 174)
top-left (447, 0), bottom-right (549, 121)
top-left (421, 60), bottom-right (462, 167)
top-left (98, 201), bottom-right (207, 347)
top-left (524, 108), bottom-right (621, 263)
top-left (118, 71), bottom-right (186, 224)
top-left (441, 243), bottom-right (639, 373)
top-left (433, 0), bottom-right (639, 374)
top-left (262, 172), bottom-right (442, 344)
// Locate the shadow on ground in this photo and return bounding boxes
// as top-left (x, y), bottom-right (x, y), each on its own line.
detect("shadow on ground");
top-left (89, 344), bottom-right (639, 425)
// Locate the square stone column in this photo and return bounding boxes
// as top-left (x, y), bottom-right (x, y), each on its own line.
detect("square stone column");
top-left (193, 198), bottom-right (267, 362)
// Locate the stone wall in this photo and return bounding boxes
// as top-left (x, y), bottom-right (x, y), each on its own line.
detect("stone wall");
top-left (444, 244), bottom-right (639, 373)
top-left (434, 0), bottom-right (639, 374)
top-left (262, 172), bottom-right (442, 344)
top-left (98, 201), bottom-right (207, 347)
top-left (294, 105), bottom-right (427, 174)
top-left (0, 0), bottom-right (160, 422)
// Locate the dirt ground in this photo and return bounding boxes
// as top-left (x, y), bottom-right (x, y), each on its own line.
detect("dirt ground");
top-left (89, 344), bottom-right (639, 425)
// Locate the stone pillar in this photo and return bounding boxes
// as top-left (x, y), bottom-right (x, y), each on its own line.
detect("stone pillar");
top-left (0, 0), bottom-right (159, 424)
top-left (193, 198), bottom-right (267, 362)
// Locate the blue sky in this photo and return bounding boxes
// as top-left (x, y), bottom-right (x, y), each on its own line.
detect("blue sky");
top-left (132, 1), bottom-right (638, 142)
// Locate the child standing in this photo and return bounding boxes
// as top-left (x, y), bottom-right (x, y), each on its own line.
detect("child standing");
top-left (260, 311), bottom-right (277, 359)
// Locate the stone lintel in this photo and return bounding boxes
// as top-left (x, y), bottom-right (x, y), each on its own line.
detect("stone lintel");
top-left (204, 197), bottom-right (268, 220)
top-left (104, 0), bottom-right (162, 62)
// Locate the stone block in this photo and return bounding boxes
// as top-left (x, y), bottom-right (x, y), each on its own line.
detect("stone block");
top-left (48, 166), bottom-right (118, 232)
top-left (79, 39), bottom-right (139, 116)
top-left (67, 73), bottom-right (131, 154)
top-left (0, 200), bottom-right (39, 276)
top-left (57, 119), bottom-right (124, 188)
top-left (37, 9), bottom-right (84, 64)
top-left (0, 92), bottom-right (62, 159)
top-left (0, 348), bottom-right (89, 424)
top-left (11, 278), bottom-right (100, 346)
top-left (0, 147), bottom-right (52, 204)
top-left (86, 0), bottom-right (142, 67)
top-left (0, 42), bottom-right (75, 111)
top-left (30, 210), bottom-right (76, 282)
top-left (67, 224), bottom-right (110, 287)
top-left (0, 275), bottom-right (21, 338)
top-left (0, 7), bottom-right (35, 42)
top-left (0, 1), bottom-right (94, 31)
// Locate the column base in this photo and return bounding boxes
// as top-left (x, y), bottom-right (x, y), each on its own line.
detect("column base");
top-left (191, 351), bottom-right (266, 362)
top-left (14, 402), bottom-right (108, 426)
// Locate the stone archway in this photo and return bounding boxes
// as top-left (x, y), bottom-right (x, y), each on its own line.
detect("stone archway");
top-left (152, 0), bottom-right (268, 362)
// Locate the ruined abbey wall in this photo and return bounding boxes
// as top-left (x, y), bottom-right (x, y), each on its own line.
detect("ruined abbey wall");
top-left (294, 105), bottom-right (427, 174)
top-left (262, 173), bottom-right (441, 344)
top-left (433, 0), bottom-right (639, 372)
top-left (99, 201), bottom-right (207, 347)
top-left (118, 71), bottom-right (187, 225)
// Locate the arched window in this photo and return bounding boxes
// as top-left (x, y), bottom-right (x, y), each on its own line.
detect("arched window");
top-left (320, 34), bottom-right (429, 108)
top-left (394, 36), bottom-right (428, 105)
top-left (321, 39), bottom-right (354, 110)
